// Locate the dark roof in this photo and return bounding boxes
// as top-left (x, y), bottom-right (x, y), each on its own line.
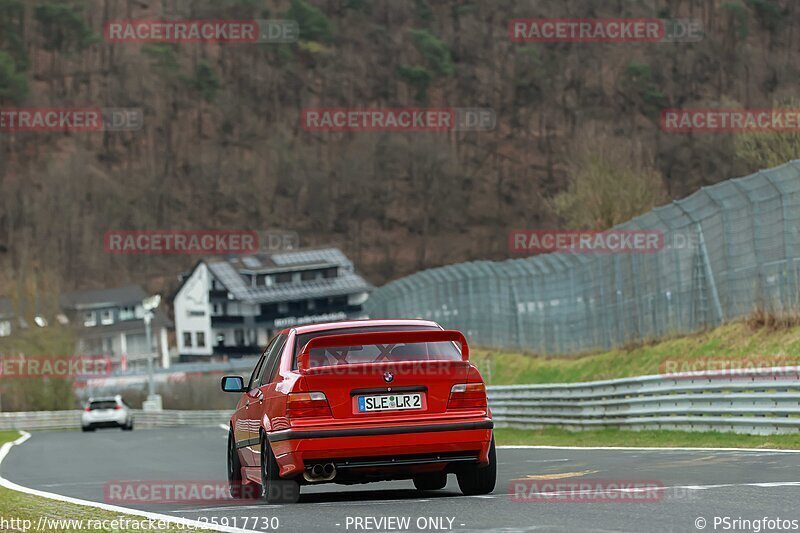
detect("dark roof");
top-left (60, 285), bottom-right (148, 310)
top-left (175, 247), bottom-right (374, 305)
top-left (222, 247), bottom-right (353, 272)
top-left (0, 297), bottom-right (14, 318)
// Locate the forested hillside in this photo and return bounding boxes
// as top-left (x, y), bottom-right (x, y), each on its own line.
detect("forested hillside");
top-left (0, 0), bottom-right (797, 315)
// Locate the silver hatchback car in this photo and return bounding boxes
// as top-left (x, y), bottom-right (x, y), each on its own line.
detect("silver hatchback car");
top-left (81, 395), bottom-right (134, 432)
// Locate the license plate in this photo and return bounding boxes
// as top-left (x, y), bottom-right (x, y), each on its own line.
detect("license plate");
top-left (358, 393), bottom-right (422, 412)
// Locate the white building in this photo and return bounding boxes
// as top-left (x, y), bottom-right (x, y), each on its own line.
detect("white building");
top-left (60, 285), bottom-right (171, 370)
top-left (173, 248), bottom-right (372, 361)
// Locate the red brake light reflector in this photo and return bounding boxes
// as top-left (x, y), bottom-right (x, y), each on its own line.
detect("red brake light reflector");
top-left (286, 391), bottom-right (332, 418)
top-left (448, 382), bottom-right (487, 409)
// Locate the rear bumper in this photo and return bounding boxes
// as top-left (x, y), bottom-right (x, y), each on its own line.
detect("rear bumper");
top-left (269, 419), bottom-right (493, 479)
top-left (81, 412), bottom-right (128, 427)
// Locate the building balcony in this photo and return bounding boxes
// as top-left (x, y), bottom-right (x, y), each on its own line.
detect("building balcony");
top-left (208, 289), bottom-right (229, 299)
top-left (210, 315), bottom-right (244, 326)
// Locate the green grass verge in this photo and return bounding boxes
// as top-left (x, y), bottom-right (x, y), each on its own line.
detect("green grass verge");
top-left (494, 427), bottom-right (800, 449)
top-left (472, 321), bottom-right (800, 385)
top-left (0, 431), bottom-right (209, 532)
top-left (0, 431), bottom-right (20, 446)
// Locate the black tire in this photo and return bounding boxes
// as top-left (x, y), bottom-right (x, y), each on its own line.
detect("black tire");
top-left (260, 432), bottom-right (300, 503)
top-left (227, 428), bottom-right (255, 499)
top-left (81, 426), bottom-right (93, 432)
top-left (413, 472), bottom-right (448, 491)
top-left (122, 421), bottom-right (133, 431)
top-left (456, 436), bottom-right (497, 496)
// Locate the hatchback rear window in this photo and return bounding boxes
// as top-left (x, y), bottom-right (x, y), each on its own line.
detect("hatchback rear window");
top-left (293, 325), bottom-right (462, 369)
top-left (89, 401), bottom-right (117, 410)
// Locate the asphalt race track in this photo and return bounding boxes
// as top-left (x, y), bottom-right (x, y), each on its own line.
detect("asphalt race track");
top-left (3, 428), bottom-right (800, 532)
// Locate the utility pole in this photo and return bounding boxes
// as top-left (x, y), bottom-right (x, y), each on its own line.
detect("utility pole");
top-left (142, 295), bottom-right (162, 411)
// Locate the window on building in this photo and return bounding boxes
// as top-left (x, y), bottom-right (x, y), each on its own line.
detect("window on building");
top-left (289, 301), bottom-right (305, 314)
top-left (260, 303), bottom-right (278, 316)
top-left (83, 312), bottom-right (97, 327)
top-left (216, 333), bottom-right (225, 347)
top-left (196, 332), bottom-right (206, 348)
top-left (275, 272), bottom-right (292, 284)
top-left (234, 329), bottom-right (245, 346)
top-left (126, 333), bottom-right (148, 355)
top-left (101, 310), bottom-right (114, 325)
top-left (277, 302), bottom-right (289, 314)
top-left (119, 306), bottom-right (135, 320)
top-left (301, 270), bottom-right (318, 281)
top-left (323, 267), bottom-right (338, 278)
top-left (0, 320), bottom-right (10, 337)
top-left (183, 332), bottom-right (192, 347)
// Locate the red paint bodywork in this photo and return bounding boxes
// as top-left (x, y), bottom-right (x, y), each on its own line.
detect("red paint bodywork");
top-left (228, 319), bottom-right (493, 487)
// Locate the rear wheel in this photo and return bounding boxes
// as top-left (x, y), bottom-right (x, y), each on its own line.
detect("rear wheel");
top-left (413, 472), bottom-right (448, 491)
top-left (81, 426), bottom-right (94, 432)
top-left (122, 420), bottom-right (134, 431)
top-left (260, 432), bottom-right (300, 503)
top-left (457, 437), bottom-right (496, 496)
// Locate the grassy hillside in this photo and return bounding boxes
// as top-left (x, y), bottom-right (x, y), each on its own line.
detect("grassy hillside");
top-left (472, 320), bottom-right (800, 385)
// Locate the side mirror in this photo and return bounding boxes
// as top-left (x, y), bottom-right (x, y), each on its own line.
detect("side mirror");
top-left (221, 375), bottom-right (246, 393)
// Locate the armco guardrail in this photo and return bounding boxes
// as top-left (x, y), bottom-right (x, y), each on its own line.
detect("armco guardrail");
top-left (7, 366), bottom-right (800, 435)
top-left (0, 410), bottom-right (231, 431)
top-left (488, 366), bottom-right (800, 435)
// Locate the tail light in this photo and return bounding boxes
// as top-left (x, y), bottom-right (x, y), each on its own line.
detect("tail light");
top-left (448, 382), bottom-right (487, 409)
top-left (115, 405), bottom-right (122, 410)
top-left (84, 406), bottom-right (91, 412)
top-left (286, 392), bottom-right (332, 418)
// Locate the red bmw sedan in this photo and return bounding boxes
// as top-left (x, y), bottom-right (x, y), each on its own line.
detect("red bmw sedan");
top-left (221, 319), bottom-right (495, 503)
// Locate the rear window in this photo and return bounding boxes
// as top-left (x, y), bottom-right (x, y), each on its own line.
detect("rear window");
top-left (293, 325), bottom-right (462, 369)
top-left (89, 401), bottom-right (117, 410)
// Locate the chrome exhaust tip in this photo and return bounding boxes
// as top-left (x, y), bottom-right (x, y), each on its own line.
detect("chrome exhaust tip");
top-left (303, 462), bottom-right (337, 483)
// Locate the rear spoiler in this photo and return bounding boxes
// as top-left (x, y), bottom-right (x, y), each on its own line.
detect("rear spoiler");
top-left (297, 329), bottom-right (469, 372)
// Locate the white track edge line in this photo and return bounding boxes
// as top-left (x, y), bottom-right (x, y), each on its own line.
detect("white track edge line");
top-left (0, 431), bottom-right (259, 533)
top-left (497, 445), bottom-right (800, 453)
